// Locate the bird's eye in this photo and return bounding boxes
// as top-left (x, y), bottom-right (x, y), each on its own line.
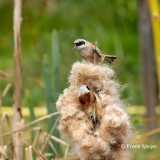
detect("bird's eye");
top-left (82, 41), bottom-right (85, 45)
top-left (86, 86), bottom-right (90, 90)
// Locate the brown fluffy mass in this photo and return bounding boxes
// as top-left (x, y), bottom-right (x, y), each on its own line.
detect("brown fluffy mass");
top-left (56, 61), bottom-right (132, 160)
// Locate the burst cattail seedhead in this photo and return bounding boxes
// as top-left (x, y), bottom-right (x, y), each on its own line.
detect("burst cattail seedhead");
top-left (56, 61), bottom-right (132, 160)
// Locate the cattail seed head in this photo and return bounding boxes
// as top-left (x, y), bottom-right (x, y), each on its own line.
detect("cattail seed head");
top-left (56, 62), bottom-right (132, 160)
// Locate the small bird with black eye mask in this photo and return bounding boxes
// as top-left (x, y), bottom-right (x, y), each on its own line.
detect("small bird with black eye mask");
top-left (73, 39), bottom-right (116, 64)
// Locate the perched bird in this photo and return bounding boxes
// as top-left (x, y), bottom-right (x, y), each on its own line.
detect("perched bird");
top-left (78, 85), bottom-right (102, 124)
top-left (73, 39), bottom-right (116, 64)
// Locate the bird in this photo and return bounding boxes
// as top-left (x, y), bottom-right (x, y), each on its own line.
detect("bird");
top-left (73, 39), bottom-right (116, 64)
top-left (78, 85), bottom-right (102, 125)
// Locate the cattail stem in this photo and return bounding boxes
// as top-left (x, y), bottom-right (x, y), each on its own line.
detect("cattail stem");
top-left (148, 0), bottom-right (160, 102)
top-left (13, 0), bottom-right (23, 159)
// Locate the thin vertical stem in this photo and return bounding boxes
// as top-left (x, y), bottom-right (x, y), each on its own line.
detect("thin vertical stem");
top-left (148, 0), bottom-right (160, 102)
top-left (13, 0), bottom-right (23, 159)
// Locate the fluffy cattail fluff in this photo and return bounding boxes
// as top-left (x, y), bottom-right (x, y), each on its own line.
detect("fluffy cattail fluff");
top-left (56, 61), bottom-right (132, 160)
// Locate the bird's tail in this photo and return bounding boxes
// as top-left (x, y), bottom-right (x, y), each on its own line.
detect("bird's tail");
top-left (104, 55), bottom-right (117, 64)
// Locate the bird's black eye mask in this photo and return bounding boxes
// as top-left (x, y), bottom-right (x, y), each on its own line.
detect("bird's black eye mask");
top-left (86, 86), bottom-right (90, 90)
top-left (75, 41), bottom-right (85, 46)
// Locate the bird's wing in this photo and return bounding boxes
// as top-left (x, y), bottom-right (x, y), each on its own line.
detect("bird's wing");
top-left (85, 103), bottom-right (97, 124)
top-left (92, 48), bottom-right (102, 58)
top-left (89, 42), bottom-right (102, 58)
top-left (92, 103), bottom-right (96, 122)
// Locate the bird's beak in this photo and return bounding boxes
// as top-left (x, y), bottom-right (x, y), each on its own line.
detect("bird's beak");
top-left (73, 45), bottom-right (76, 49)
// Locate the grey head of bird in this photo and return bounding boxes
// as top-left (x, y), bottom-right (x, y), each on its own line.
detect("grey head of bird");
top-left (73, 39), bottom-right (89, 51)
top-left (78, 85), bottom-right (90, 97)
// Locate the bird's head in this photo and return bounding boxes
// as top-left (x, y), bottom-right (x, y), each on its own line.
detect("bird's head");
top-left (73, 39), bottom-right (88, 51)
top-left (78, 85), bottom-right (90, 97)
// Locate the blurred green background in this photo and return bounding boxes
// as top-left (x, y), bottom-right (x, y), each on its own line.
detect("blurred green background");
top-left (0, 0), bottom-right (159, 160)
top-left (0, 0), bottom-right (141, 106)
